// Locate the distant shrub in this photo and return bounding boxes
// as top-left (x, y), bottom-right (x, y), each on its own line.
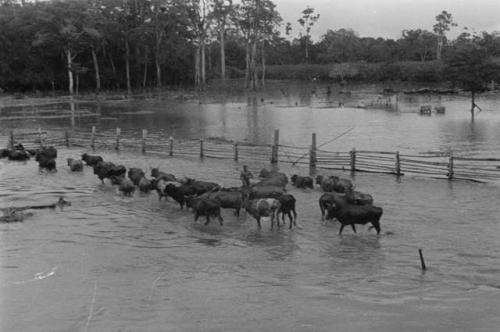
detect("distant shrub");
top-left (265, 64), bottom-right (332, 81)
top-left (265, 61), bottom-right (445, 83)
top-left (398, 61), bottom-right (444, 82)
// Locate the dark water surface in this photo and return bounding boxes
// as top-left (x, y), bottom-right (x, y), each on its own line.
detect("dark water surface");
top-left (1, 83), bottom-right (500, 331)
top-left (2, 82), bottom-right (500, 156)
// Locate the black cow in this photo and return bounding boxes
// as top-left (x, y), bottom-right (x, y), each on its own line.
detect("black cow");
top-left (138, 177), bottom-right (153, 193)
top-left (36, 155), bottom-right (56, 171)
top-left (93, 161), bottom-right (126, 183)
top-left (291, 174), bottom-right (314, 189)
top-left (185, 196), bottom-right (223, 226)
top-left (7, 145), bottom-right (30, 161)
top-left (182, 178), bottom-right (220, 195)
top-left (67, 158), bottom-right (83, 172)
top-left (118, 177), bottom-right (135, 196)
top-left (324, 195), bottom-right (382, 235)
top-left (202, 191), bottom-right (243, 216)
top-left (277, 193), bottom-right (297, 229)
top-left (163, 183), bottom-right (198, 208)
top-left (36, 146), bottom-right (57, 160)
top-left (81, 153), bottom-right (103, 166)
top-left (128, 167), bottom-right (145, 185)
top-left (242, 185), bottom-right (285, 200)
top-left (151, 168), bottom-right (176, 182)
top-left (316, 175), bottom-right (353, 193)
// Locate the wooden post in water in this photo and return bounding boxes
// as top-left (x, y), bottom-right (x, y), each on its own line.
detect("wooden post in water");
top-left (91, 126), bottom-right (96, 149)
top-left (271, 129), bottom-right (279, 164)
top-left (9, 131), bottom-right (14, 149)
top-left (38, 127), bottom-right (44, 147)
top-left (309, 132), bottom-right (317, 169)
top-left (395, 151), bottom-right (401, 176)
top-left (419, 249), bottom-right (427, 271)
top-left (65, 130), bottom-right (70, 147)
top-left (350, 148), bottom-right (356, 172)
top-left (169, 136), bottom-right (174, 156)
top-left (200, 139), bottom-right (204, 159)
top-left (141, 129), bottom-right (147, 153)
top-left (234, 142), bottom-right (239, 162)
top-left (115, 128), bottom-right (121, 151)
top-left (447, 151), bottom-right (454, 180)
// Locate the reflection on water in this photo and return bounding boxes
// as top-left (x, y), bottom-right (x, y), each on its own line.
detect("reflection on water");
top-left (2, 82), bottom-right (500, 157)
top-left (1, 83), bottom-right (500, 331)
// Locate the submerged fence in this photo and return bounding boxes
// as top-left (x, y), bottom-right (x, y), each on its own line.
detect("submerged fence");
top-left (5, 127), bottom-right (500, 183)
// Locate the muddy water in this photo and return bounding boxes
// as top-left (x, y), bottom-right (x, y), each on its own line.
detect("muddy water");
top-left (1, 83), bottom-right (500, 331)
top-left (1, 147), bottom-right (500, 332)
top-left (2, 82), bottom-right (500, 157)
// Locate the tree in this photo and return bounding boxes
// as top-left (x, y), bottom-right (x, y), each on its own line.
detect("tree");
top-left (297, 6), bottom-right (319, 61)
top-left (433, 10), bottom-right (456, 60)
top-left (234, 0), bottom-right (281, 90)
top-left (399, 29), bottom-right (437, 62)
top-left (33, 0), bottom-right (90, 96)
top-left (84, 0), bottom-right (106, 93)
top-left (317, 29), bottom-right (361, 63)
top-left (186, 0), bottom-right (212, 87)
top-left (444, 41), bottom-right (498, 116)
top-left (210, 0), bottom-right (233, 80)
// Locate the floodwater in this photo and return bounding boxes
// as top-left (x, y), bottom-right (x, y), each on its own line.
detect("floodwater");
top-left (2, 81), bottom-right (500, 157)
top-left (1, 82), bottom-right (500, 331)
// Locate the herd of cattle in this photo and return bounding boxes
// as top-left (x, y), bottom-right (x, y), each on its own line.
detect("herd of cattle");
top-left (1, 144), bottom-right (383, 234)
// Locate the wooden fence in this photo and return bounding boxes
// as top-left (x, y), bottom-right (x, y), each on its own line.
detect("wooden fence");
top-left (4, 127), bottom-right (500, 183)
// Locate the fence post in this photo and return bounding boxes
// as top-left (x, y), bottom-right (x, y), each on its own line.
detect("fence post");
top-left (271, 129), bottom-right (279, 164)
top-left (91, 126), bottom-right (96, 149)
top-left (447, 151), bottom-right (454, 180)
top-left (141, 129), bottom-right (147, 153)
top-left (9, 130), bottom-right (14, 149)
top-left (350, 148), bottom-right (356, 172)
top-left (200, 139), bottom-right (204, 159)
top-left (395, 151), bottom-right (401, 176)
top-left (115, 128), bottom-right (121, 151)
top-left (234, 142), bottom-right (239, 162)
top-left (169, 136), bottom-right (174, 156)
top-left (65, 130), bottom-right (70, 147)
top-left (38, 127), bottom-right (44, 147)
top-left (309, 132), bottom-right (317, 169)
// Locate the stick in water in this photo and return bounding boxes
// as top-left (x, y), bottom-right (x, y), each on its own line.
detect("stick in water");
top-left (419, 248), bottom-right (427, 271)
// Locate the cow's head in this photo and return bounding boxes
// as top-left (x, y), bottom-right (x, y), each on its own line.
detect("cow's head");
top-left (324, 201), bottom-right (338, 220)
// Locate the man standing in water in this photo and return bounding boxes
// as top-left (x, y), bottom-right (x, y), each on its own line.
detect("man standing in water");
top-left (240, 165), bottom-right (253, 187)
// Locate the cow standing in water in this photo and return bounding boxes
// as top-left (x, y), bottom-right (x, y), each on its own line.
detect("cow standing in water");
top-left (245, 198), bottom-right (281, 230)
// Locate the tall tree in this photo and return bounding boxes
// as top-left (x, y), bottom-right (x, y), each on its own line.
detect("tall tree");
top-left (444, 41), bottom-right (498, 117)
top-left (235, 0), bottom-right (281, 90)
top-left (317, 28), bottom-right (361, 63)
top-left (399, 29), bottom-right (437, 62)
top-left (33, 0), bottom-right (89, 95)
top-left (297, 5), bottom-right (319, 62)
top-left (186, 0), bottom-right (212, 87)
top-left (84, 0), bottom-right (106, 93)
top-left (210, 0), bottom-right (233, 80)
top-left (433, 10), bottom-right (456, 60)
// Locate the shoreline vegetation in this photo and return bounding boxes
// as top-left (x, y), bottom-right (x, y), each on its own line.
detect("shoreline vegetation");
top-left (1, 1), bottom-right (499, 98)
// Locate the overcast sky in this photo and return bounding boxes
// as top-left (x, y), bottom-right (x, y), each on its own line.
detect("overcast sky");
top-left (273, 0), bottom-right (500, 40)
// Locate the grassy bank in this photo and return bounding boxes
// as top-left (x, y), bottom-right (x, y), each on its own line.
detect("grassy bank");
top-left (265, 61), bottom-right (445, 83)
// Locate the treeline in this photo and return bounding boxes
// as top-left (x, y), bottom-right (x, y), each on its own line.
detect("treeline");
top-left (0, 0), bottom-right (500, 94)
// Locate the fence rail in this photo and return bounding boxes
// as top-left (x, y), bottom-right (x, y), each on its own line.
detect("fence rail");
top-left (4, 127), bottom-right (500, 183)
